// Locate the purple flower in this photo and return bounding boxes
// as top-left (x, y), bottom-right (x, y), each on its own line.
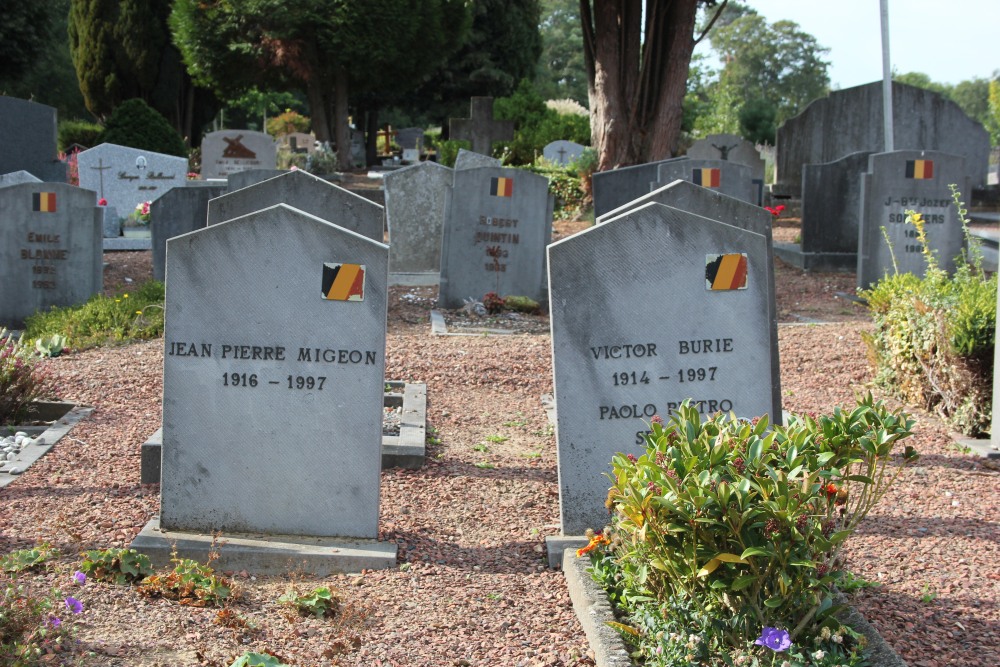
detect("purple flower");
top-left (754, 627), bottom-right (791, 652)
top-left (64, 596), bottom-right (83, 614)
top-left (47, 615), bottom-right (62, 628)
top-left (72, 570), bottom-right (87, 586)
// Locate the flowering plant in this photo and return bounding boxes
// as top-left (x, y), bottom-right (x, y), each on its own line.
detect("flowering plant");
top-left (765, 204), bottom-right (785, 218)
top-left (97, 198), bottom-right (108, 206)
top-left (125, 200), bottom-right (151, 227)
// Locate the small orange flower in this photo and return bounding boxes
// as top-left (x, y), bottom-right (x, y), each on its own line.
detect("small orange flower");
top-left (576, 533), bottom-right (609, 557)
top-left (824, 483), bottom-right (838, 500)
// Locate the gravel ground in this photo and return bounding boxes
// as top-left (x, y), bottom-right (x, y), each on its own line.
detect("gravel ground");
top-left (1, 239), bottom-right (997, 667)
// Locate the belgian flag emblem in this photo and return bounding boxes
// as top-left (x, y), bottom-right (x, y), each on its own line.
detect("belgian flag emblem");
top-left (905, 160), bottom-right (934, 179)
top-left (692, 168), bottom-right (721, 188)
top-left (705, 253), bottom-right (748, 291)
top-left (490, 177), bottom-right (513, 197)
top-left (32, 192), bottom-right (57, 212)
top-left (321, 263), bottom-right (366, 301)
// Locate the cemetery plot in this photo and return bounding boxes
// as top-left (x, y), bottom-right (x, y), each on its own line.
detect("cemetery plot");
top-left (0, 182), bottom-right (103, 328)
top-left (857, 150), bottom-right (968, 289)
top-left (159, 204), bottom-right (388, 539)
top-left (548, 202), bottom-right (777, 535)
top-left (201, 130), bottom-right (278, 179)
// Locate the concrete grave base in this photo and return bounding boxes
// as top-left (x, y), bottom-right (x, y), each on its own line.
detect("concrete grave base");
top-left (1, 402), bottom-right (94, 489)
top-left (545, 535), bottom-right (589, 569)
top-left (773, 242), bottom-right (858, 272)
top-left (131, 516), bottom-right (398, 576)
top-left (103, 237), bottom-right (151, 251)
top-left (389, 272), bottom-right (439, 286)
top-left (141, 381), bottom-right (426, 483)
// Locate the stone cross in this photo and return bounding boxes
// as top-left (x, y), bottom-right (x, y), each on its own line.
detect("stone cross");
top-left (90, 158), bottom-right (111, 199)
top-left (449, 97), bottom-right (514, 157)
top-left (557, 147), bottom-right (568, 163)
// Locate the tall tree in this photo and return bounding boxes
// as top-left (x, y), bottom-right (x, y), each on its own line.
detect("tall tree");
top-left (171, 0), bottom-right (470, 169)
top-left (581, 0), bottom-right (727, 170)
top-left (68, 0), bottom-right (219, 144)
top-left (0, 4), bottom-right (56, 85)
top-left (536, 0), bottom-right (588, 105)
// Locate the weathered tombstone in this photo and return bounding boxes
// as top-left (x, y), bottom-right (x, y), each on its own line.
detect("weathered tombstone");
top-left (283, 132), bottom-right (316, 154)
top-left (857, 150), bottom-right (968, 289)
top-left (150, 185), bottom-right (226, 281)
top-left (595, 180), bottom-right (782, 418)
top-left (395, 127), bottom-right (425, 151)
top-left (548, 202), bottom-right (776, 537)
top-left (449, 97), bottom-right (514, 157)
top-left (774, 151), bottom-right (875, 271)
top-left (543, 140), bottom-right (586, 167)
top-left (145, 203), bottom-right (396, 573)
top-left (383, 161), bottom-right (452, 274)
top-left (77, 143), bottom-right (187, 217)
top-left (226, 169), bottom-right (287, 192)
top-left (207, 169), bottom-right (383, 242)
top-left (438, 167), bottom-right (553, 308)
top-left (687, 133), bottom-right (765, 205)
top-left (0, 183), bottom-right (102, 327)
top-left (453, 149), bottom-right (501, 171)
top-left (0, 171), bottom-right (42, 188)
top-left (0, 96), bottom-right (66, 182)
top-left (200, 130), bottom-right (278, 179)
top-left (591, 158), bottom-right (684, 219)
top-left (776, 81), bottom-right (989, 197)
top-left (654, 158), bottom-right (754, 204)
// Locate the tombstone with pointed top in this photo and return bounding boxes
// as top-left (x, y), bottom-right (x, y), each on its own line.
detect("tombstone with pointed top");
top-left (150, 185), bottom-right (227, 280)
top-left (653, 158), bottom-right (754, 204)
top-left (453, 149), bottom-right (501, 171)
top-left (543, 140), bottom-right (586, 167)
top-left (207, 169), bottom-right (383, 242)
top-left (0, 171), bottom-right (42, 188)
top-left (591, 158), bottom-right (685, 219)
top-left (201, 130), bottom-right (278, 179)
top-left (449, 97), bottom-right (514, 157)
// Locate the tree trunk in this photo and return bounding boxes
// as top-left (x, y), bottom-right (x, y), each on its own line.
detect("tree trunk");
top-left (365, 107), bottom-right (380, 168)
top-left (334, 67), bottom-right (352, 171)
top-left (306, 82), bottom-right (332, 145)
top-left (582, 0), bottom-right (700, 171)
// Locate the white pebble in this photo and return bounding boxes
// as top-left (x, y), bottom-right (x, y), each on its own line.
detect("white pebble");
top-left (8, 467), bottom-right (21, 475)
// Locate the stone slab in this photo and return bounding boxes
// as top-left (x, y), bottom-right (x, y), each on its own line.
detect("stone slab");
top-left (77, 143), bottom-right (187, 216)
top-left (687, 133), bottom-right (765, 181)
top-left (453, 149), bottom-right (501, 171)
top-left (103, 237), bottom-right (151, 251)
top-left (591, 158), bottom-right (683, 219)
top-left (200, 130), bottom-right (278, 179)
top-left (0, 96), bottom-right (66, 182)
top-left (654, 158), bottom-right (754, 204)
top-left (449, 97), bottom-right (514, 157)
top-left (0, 403), bottom-right (94, 489)
top-left (150, 185), bottom-right (226, 281)
top-left (0, 171), bottom-right (42, 187)
top-left (130, 517), bottom-right (397, 576)
top-left (383, 161), bottom-right (452, 273)
top-left (543, 140), bottom-right (586, 166)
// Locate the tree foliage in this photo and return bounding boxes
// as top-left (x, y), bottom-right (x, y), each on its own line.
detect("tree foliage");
top-left (171, 0), bottom-right (471, 169)
top-left (536, 0), bottom-right (588, 105)
top-left (0, 4), bottom-right (56, 84)
top-left (98, 98), bottom-right (187, 157)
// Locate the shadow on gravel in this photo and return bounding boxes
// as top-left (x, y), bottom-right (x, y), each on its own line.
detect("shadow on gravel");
top-left (388, 532), bottom-right (551, 574)
top-left (853, 515), bottom-right (1000, 543)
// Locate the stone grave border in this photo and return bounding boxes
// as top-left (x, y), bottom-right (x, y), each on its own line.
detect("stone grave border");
top-left (140, 381), bottom-right (427, 483)
top-left (0, 401), bottom-right (94, 489)
top-left (429, 310), bottom-right (519, 336)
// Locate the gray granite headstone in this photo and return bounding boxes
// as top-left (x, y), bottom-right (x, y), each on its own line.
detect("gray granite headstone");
top-left (591, 158), bottom-right (684, 219)
top-left (857, 150), bottom-right (968, 289)
top-left (438, 167), bottom-right (553, 308)
top-left (160, 204), bottom-right (388, 537)
top-left (395, 127), bottom-right (425, 151)
top-left (226, 169), bottom-right (287, 192)
top-left (200, 130), bottom-right (278, 179)
top-left (101, 206), bottom-right (120, 238)
top-left (449, 97), bottom-right (514, 157)
top-left (0, 171), bottom-right (42, 188)
top-left (453, 149), bottom-right (501, 171)
top-left (0, 96), bottom-right (66, 182)
top-left (207, 169), bottom-right (383, 242)
top-left (150, 185), bottom-right (226, 281)
top-left (801, 150), bottom-right (875, 257)
top-left (543, 140), bottom-right (586, 166)
top-left (686, 134), bottom-right (765, 205)
top-left (77, 143), bottom-right (187, 216)
top-left (654, 158), bottom-right (754, 204)
top-left (283, 132), bottom-right (316, 154)
top-left (0, 183), bottom-right (102, 327)
top-left (549, 202), bottom-right (775, 535)
top-left (776, 81), bottom-right (989, 197)
top-left (595, 180), bottom-right (781, 420)
top-left (383, 161), bottom-right (452, 273)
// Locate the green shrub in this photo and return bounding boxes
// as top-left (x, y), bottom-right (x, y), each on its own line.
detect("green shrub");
top-left (0, 545), bottom-right (59, 574)
top-left (97, 99), bottom-right (187, 157)
top-left (137, 555), bottom-right (232, 607)
top-left (495, 80), bottom-right (591, 165)
top-left (588, 396), bottom-right (917, 665)
top-left (265, 109), bottom-right (310, 137)
top-left (436, 139), bottom-right (470, 168)
top-left (860, 188), bottom-right (996, 436)
top-left (79, 548), bottom-right (153, 585)
top-left (57, 119), bottom-right (103, 152)
top-left (0, 330), bottom-right (55, 425)
top-left (229, 653), bottom-right (291, 667)
top-left (23, 280), bottom-right (165, 351)
top-left (277, 585), bottom-right (340, 618)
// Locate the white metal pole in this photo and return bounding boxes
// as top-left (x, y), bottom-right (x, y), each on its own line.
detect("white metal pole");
top-left (880, 0), bottom-right (894, 152)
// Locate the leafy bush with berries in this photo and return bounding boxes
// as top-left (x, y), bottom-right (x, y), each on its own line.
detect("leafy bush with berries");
top-left (587, 395), bottom-right (918, 666)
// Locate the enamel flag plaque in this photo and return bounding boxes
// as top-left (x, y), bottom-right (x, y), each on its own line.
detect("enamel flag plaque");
top-left (322, 262), bottom-right (366, 301)
top-left (705, 253), bottom-right (748, 290)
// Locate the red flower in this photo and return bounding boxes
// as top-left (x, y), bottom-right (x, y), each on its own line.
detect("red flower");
top-left (98, 198), bottom-right (107, 206)
top-left (824, 483), bottom-right (838, 500)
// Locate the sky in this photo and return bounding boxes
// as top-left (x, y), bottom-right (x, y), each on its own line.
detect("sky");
top-left (702, 0), bottom-right (999, 89)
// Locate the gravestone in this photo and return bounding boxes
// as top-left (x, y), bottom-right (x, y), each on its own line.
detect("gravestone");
top-left (0, 183), bottom-right (102, 328)
top-left (150, 185), bottom-right (226, 281)
top-left (77, 143), bottom-right (187, 216)
top-left (775, 151), bottom-right (875, 271)
top-left (438, 167), bottom-right (553, 308)
top-left (283, 132), bottom-right (316, 154)
top-left (226, 169), bottom-right (287, 192)
top-left (201, 130), bottom-right (278, 179)
top-left (383, 161), bottom-right (452, 274)
top-left (207, 169), bottom-right (383, 242)
top-left (595, 179), bottom-right (782, 419)
top-left (687, 133), bottom-right (765, 205)
top-left (654, 158), bottom-right (754, 204)
top-left (548, 202), bottom-right (776, 536)
top-left (449, 97), bottom-right (514, 157)
top-left (0, 96), bottom-right (66, 182)
top-left (0, 171), bottom-right (42, 188)
top-left (776, 81), bottom-right (989, 197)
top-left (543, 140), bottom-right (586, 167)
top-left (157, 204), bottom-right (393, 552)
top-left (453, 149), bottom-right (501, 171)
top-left (591, 158), bottom-right (684, 219)
top-left (857, 150), bottom-right (968, 289)
top-left (395, 127), bottom-right (425, 151)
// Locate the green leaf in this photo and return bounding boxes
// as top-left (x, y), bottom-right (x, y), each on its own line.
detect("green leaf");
top-left (732, 574), bottom-right (757, 590)
top-left (714, 553), bottom-right (748, 564)
top-left (740, 546), bottom-right (772, 559)
top-left (846, 474), bottom-right (874, 484)
top-left (698, 558), bottom-right (721, 577)
top-left (763, 596), bottom-right (784, 608)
